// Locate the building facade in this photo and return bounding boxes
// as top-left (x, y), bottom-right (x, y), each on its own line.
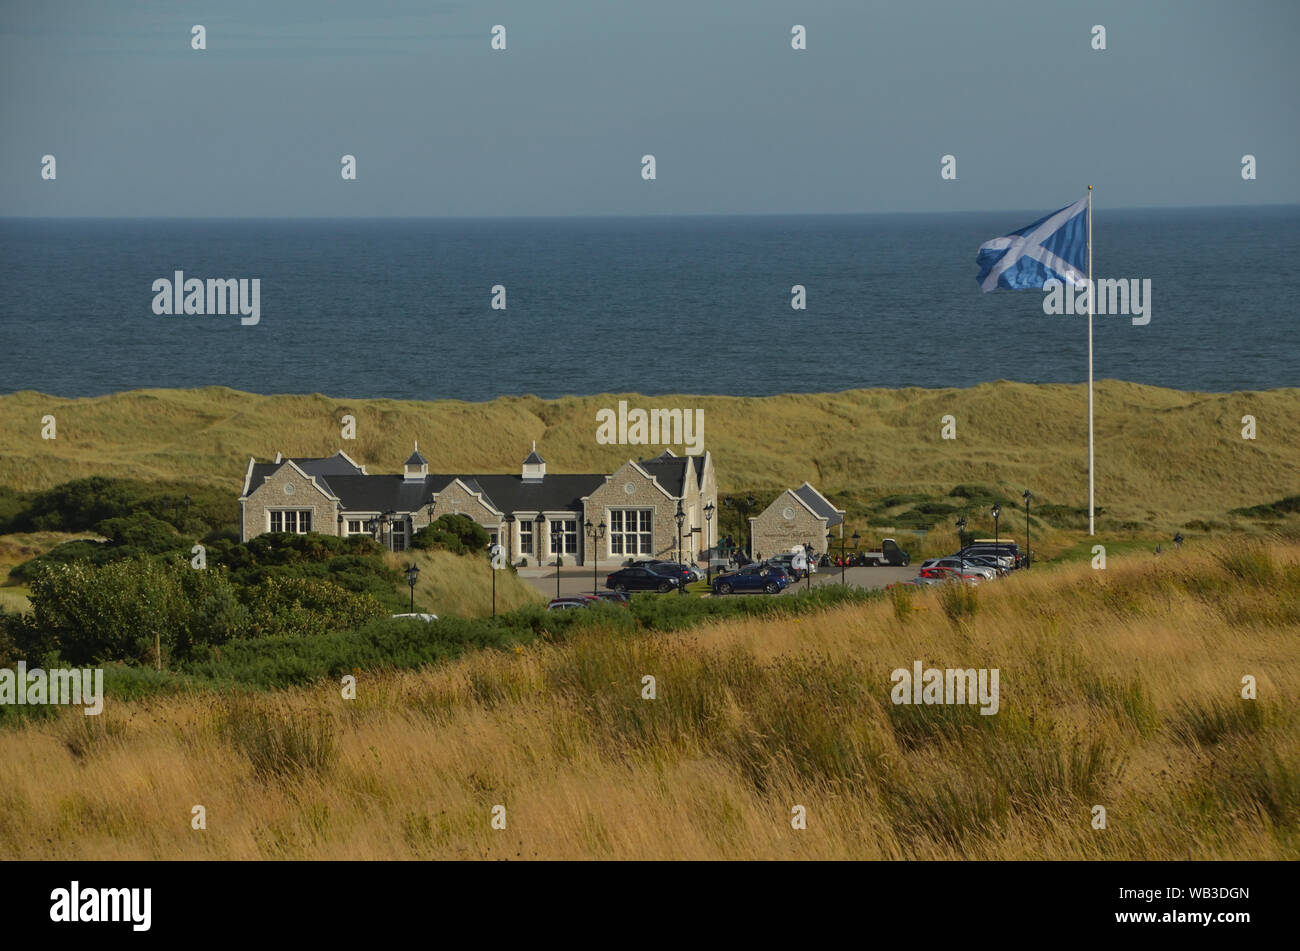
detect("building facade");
top-left (749, 482), bottom-right (845, 560)
top-left (238, 445), bottom-right (718, 567)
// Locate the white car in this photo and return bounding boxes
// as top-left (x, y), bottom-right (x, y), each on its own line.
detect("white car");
top-left (391, 613), bottom-right (438, 622)
top-left (931, 557), bottom-right (996, 581)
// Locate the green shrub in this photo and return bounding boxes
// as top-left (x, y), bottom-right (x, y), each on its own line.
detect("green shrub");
top-left (412, 514), bottom-right (490, 555)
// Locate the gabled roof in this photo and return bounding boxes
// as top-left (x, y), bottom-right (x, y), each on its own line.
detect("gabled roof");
top-left (523, 450), bottom-right (544, 465)
top-left (792, 482), bottom-right (845, 527)
top-left (243, 453), bottom-right (363, 499)
top-left (637, 452), bottom-right (691, 497)
top-left (405, 449), bottom-right (427, 466)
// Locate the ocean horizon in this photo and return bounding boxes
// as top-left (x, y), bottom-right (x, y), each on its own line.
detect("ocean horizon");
top-left (2, 205), bottom-right (1296, 401)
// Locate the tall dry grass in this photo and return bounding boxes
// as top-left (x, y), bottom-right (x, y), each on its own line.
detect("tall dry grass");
top-left (0, 537), bottom-right (1296, 859)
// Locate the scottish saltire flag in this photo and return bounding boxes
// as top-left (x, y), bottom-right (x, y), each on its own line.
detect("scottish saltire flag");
top-left (976, 197), bottom-right (1088, 291)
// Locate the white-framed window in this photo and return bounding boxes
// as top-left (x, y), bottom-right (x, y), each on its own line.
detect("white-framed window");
top-left (609, 509), bottom-right (653, 556)
top-left (549, 519), bottom-right (578, 554)
top-left (519, 521), bottom-right (533, 554)
top-left (346, 519), bottom-right (367, 536)
top-left (269, 509), bottom-right (312, 534)
top-left (391, 519), bottom-right (407, 552)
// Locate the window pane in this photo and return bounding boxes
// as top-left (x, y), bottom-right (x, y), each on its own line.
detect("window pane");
top-left (300, 511), bottom-right (311, 533)
top-left (270, 511), bottom-right (282, 532)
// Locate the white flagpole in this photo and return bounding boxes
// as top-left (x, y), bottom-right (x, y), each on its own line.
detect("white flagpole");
top-left (1087, 185), bottom-right (1095, 536)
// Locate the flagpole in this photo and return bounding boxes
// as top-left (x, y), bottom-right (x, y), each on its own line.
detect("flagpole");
top-left (1087, 185), bottom-right (1094, 536)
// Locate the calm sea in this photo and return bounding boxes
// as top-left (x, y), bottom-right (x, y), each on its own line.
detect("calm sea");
top-left (1, 207), bottom-right (1296, 399)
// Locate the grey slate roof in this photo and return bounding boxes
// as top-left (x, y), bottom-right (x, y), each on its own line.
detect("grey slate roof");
top-left (523, 450), bottom-right (544, 465)
top-left (793, 483), bottom-right (845, 527)
top-left (249, 451), bottom-right (696, 516)
top-left (637, 454), bottom-right (690, 497)
top-left (405, 449), bottom-right (427, 465)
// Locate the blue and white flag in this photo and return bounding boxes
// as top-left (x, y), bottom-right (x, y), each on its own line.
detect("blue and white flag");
top-left (976, 197), bottom-right (1088, 291)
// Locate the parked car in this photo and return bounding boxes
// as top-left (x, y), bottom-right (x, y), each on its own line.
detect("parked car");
top-left (630, 559), bottom-right (700, 583)
top-left (547, 596), bottom-right (595, 611)
top-left (590, 590), bottom-right (631, 607)
top-left (857, 537), bottom-right (911, 567)
top-left (919, 564), bottom-right (985, 584)
top-left (958, 546), bottom-right (1017, 570)
top-left (712, 563), bottom-right (791, 595)
top-left (963, 554), bottom-right (1011, 576)
top-left (606, 566), bottom-right (681, 593)
top-left (765, 552), bottom-right (815, 580)
top-left (963, 542), bottom-right (1021, 569)
top-left (390, 613), bottom-right (438, 622)
top-left (931, 557), bottom-right (997, 581)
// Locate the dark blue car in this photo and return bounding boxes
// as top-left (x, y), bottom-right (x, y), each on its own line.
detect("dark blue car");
top-left (711, 564), bottom-right (791, 595)
top-left (606, 565), bottom-right (681, 593)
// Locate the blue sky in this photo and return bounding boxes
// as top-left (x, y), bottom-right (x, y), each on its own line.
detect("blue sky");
top-left (2, 0), bottom-right (1296, 216)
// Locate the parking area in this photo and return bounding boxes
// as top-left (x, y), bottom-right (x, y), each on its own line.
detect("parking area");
top-left (519, 564), bottom-right (917, 600)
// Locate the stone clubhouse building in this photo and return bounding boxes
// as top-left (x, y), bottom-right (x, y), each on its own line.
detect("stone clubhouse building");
top-left (749, 482), bottom-right (846, 560)
top-left (238, 444), bottom-right (718, 567)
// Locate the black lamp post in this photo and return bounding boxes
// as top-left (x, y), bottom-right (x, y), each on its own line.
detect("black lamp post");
top-left (992, 503), bottom-right (1001, 562)
top-left (404, 562), bottom-right (420, 613)
top-left (803, 540), bottom-right (813, 591)
top-left (956, 516), bottom-right (968, 577)
top-left (1022, 490), bottom-right (1033, 569)
top-left (504, 514), bottom-right (515, 565)
top-left (674, 502), bottom-right (686, 594)
top-left (703, 502), bottom-right (715, 585)
top-left (337, 512), bottom-right (344, 537)
top-left (550, 518), bottom-right (561, 599)
top-left (585, 518), bottom-right (606, 595)
top-left (674, 501), bottom-right (685, 564)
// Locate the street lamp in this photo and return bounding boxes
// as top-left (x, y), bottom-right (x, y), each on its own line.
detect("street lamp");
top-left (674, 502), bottom-right (686, 595)
top-left (550, 518), bottom-right (561, 599)
top-left (804, 540), bottom-right (813, 591)
top-left (1022, 490), bottom-right (1033, 569)
top-left (585, 518), bottom-right (606, 595)
top-left (404, 562), bottom-right (420, 613)
top-left (956, 516), bottom-right (968, 577)
top-left (992, 503), bottom-right (1001, 561)
top-left (851, 531), bottom-right (860, 581)
top-left (674, 501), bottom-right (685, 565)
top-left (703, 502), bottom-right (715, 585)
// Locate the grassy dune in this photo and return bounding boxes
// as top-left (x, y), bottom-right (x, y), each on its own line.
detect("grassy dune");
top-left (390, 549), bottom-right (543, 617)
top-left (1, 538), bottom-right (1295, 860)
top-left (1, 383), bottom-right (1297, 532)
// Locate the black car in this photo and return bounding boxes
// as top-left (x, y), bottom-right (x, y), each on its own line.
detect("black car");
top-left (605, 565), bottom-right (681, 593)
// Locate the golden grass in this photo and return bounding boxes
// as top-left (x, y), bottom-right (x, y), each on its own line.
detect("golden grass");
top-left (2, 538), bottom-right (1295, 860)
top-left (386, 548), bottom-right (543, 618)
top-left (1, 382), bottom-right (1297, 528)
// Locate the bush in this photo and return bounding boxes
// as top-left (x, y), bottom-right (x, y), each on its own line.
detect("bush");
top-left (13, 557), bottom-right (241, 665)
top-left (412, 514), bottom-right (489, 555)
top-left (243, 576), bottom-right (387, 639)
